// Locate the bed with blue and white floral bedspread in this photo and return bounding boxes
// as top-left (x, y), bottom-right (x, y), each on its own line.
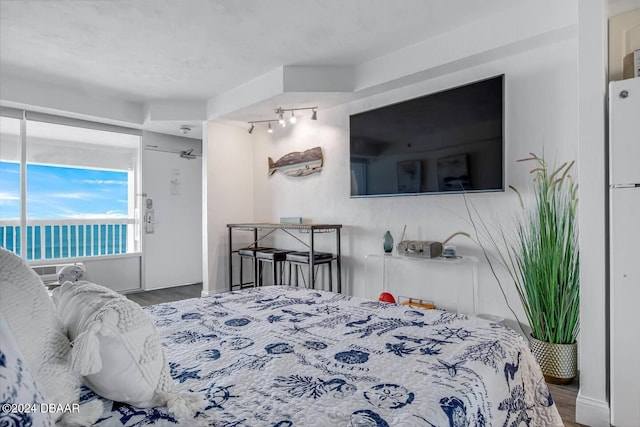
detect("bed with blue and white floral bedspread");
top-left (86, 286), bottom-right (563, 426)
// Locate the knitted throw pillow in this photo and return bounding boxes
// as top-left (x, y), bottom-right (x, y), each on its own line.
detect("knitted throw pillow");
top-left (0, 248), bottom-right (102, 425)
top-left (52, 281), bottom-right (203, 419)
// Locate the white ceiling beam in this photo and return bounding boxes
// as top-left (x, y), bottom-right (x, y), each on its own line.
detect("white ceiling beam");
top-left (0, 71), bottom-right (145, 127)
top-left (144, 100), bottom-right (207, 123)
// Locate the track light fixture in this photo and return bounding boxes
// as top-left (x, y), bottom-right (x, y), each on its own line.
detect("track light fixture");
top-left (247, 106), bottom-right (317, 134)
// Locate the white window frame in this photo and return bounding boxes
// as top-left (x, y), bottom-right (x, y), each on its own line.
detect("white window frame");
top-left (0, 107), bottom-right (142, 263)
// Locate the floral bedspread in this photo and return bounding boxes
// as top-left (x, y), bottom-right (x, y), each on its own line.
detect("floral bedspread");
top-left (86, 286), bottom-right (563, 426)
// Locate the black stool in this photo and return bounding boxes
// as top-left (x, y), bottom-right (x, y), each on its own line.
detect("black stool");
top-left (285, 251), bottom-right (334, 289)
top-left (237, 246), bottom-right (271, 288)
top-left (255, 249), bottom-right (292, 286)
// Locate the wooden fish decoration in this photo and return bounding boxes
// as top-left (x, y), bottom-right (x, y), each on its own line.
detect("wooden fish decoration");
top-left (268, 146), bottom-right (323, 177)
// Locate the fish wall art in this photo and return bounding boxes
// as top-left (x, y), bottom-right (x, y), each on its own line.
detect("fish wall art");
top-left (268, 146), bottom-right (323, 177)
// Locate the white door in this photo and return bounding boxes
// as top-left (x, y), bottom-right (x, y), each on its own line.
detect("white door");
top-left (142, 133), bottom-right (203, 290)
top-left (610, 187), bottom-right (640, 427)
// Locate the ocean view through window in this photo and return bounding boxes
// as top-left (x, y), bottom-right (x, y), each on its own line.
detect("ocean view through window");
top-left (0, 162), bottom-right (131, 260)
top-left (0, 114), bottom-right (141, 261)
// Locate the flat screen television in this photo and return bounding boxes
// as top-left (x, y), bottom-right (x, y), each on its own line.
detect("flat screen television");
top-left (349, 75), bottom-right (504, 197)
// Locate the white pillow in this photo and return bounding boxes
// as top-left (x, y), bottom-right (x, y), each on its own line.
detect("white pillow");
top-left (52, 281), bottom-right (203, 419)
top-left (1, 311), bottom-right (53, 427)
top-left (0, 248), bottom-right (102, 425)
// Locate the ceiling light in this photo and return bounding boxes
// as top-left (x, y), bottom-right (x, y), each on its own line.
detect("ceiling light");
top-left (246, 107), bottom-right (317, 135)
top-left (179, 126), bottom-right (191, 135)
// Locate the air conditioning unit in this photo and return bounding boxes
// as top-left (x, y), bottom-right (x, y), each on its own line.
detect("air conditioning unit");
top-left (32, 265), bottom-right (59, 284)
top-left (32, 263), bottom-right (85, 284)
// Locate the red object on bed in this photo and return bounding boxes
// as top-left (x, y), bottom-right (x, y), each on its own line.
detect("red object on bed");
top-left (378, 292), bottom-right (396, 303)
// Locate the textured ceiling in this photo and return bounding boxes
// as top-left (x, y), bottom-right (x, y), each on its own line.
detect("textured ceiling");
top-left (0, 0), bottom-right (518, 103)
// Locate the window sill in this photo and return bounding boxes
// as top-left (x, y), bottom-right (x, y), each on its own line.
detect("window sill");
top-left (29, 252), bottom-right (142, 267)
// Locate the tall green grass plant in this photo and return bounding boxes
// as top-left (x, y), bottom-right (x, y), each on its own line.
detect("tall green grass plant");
top-left (467, 153), bottom-right (579, 344)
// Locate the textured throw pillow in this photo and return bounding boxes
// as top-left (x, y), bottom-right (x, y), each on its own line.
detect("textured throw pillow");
top-left (0, 311), bottom-right (54, 427)
top-left (0, 248), bottom-right (103, 426)
top-left (52, 281), bottom-right (203, 419)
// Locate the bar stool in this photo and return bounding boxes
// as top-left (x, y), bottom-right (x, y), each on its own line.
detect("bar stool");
top-left (255, 248), bottom-right (292, 286)
top-left (237, 246), bottom-right (271, 288)
top-left (285, 251), bottom-right (335, 289)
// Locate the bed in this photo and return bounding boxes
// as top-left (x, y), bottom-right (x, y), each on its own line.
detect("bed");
top-left (83, 285), bottom-right (563, 427)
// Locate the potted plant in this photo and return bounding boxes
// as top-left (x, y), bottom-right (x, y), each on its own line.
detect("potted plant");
top-left (468, 153), bottom-right (579, 384)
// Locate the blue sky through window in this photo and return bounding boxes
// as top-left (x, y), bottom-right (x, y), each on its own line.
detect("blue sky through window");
top-left (0, 161), bottom-right (128, 220)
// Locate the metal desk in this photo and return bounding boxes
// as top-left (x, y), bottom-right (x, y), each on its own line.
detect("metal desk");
top-left (227, 223), bottom-right (342, 293)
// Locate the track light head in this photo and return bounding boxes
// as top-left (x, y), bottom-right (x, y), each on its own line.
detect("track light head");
top-left (248, 123), bottom-right (254, 134)
top-left (290, 111), bottom-right (297, 124)
top-left (268, 122), bottom-right (273, 133)
top-left (311, 109), bottom-right (317, 120)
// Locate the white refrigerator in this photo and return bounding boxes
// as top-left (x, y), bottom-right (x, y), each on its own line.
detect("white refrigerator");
top-left (609, 77), bottom-right (640, 427)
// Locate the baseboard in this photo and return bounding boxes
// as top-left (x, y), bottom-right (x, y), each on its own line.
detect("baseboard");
top-left (145, 282), bottom-right (203, 292)
top-left (201, 286), bottom-right (226, 297)
top-left (576, 393), bottom-right (610, 426)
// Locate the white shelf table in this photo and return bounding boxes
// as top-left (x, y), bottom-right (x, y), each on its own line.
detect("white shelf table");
top-left (364, 254), bottom-right (479, 315)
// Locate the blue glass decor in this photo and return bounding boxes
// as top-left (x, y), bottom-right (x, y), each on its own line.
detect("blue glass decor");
top-left (383, 231), bottom-right (393, 253)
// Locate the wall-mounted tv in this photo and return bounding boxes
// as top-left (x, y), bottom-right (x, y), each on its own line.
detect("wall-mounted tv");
top-left (350, 75), bottom-right (504, 197)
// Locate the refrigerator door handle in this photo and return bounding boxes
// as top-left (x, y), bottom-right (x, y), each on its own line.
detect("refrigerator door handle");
top-left (610, 183), bottom-right (640, 189)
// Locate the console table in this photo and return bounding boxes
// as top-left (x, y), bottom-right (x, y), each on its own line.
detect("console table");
top-left (364, 254), bottom-right (478, 314)
top-left (227, 223), bottom-right (342, 293)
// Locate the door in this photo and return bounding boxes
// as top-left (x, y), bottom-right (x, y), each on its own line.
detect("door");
top-left (142, 132), bottom-right (203, 290)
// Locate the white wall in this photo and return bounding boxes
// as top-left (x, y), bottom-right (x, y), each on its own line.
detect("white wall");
top-left (576, 0), bottom-right (610, 424)
top-left (142, 131), bottom-right (203, 290)
top-left (83, 255), bottom-right (141, 292)
top-left (248, 38), bottom-right (579, 323)
top-left (202, 121), bottom-right (255, 295)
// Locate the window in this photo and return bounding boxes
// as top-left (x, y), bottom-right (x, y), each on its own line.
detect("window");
top-left (0, 111), bottom-right (141, 261)
top-left (0, 116), bottom-right (21, 252)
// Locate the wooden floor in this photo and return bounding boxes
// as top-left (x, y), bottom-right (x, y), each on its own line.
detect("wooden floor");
top-left (126, 282), bottom-right (202, 306)
top-left (548, 382), bottom-right (585, 426)
top-left (127, 283), bottom-right (584, 426)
